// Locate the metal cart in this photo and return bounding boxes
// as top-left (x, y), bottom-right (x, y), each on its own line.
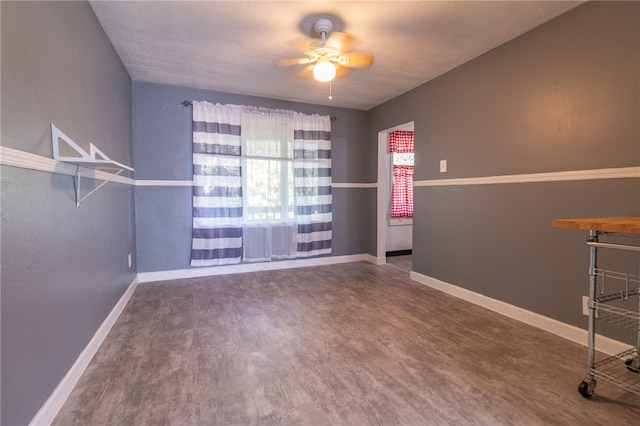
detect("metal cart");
top-left (552, 217), bottom-right (640, 398)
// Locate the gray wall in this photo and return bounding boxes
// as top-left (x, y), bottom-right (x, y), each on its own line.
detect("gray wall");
top-left (1, 2), bottom-right (637, 424)
top-left (1, 2), bottom-right (135, 425)
top-left (367, 1), bottom-right (639, 339)
top-left (133, 82), bottom-right (370, 273)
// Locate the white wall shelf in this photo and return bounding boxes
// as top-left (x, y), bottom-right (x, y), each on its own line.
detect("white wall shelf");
top-left (51, 124), bottom-right (134, 207)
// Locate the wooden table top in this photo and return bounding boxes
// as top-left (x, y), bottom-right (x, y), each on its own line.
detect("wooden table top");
top-left (551, 216), bottom-right (640, 234)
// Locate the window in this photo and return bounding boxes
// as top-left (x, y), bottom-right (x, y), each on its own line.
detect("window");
top-left (190, 101), bottom-right (332, 267)
top-left (243, 158), bottom-right (295, 222)
top-left (241, 111), bottom-right (295, 223)
top-left (389, 131), bottom-right (414, 218)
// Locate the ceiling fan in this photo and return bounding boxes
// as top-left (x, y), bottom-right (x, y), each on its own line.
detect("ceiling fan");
top-left (277, 18), bottom-right (374, 83)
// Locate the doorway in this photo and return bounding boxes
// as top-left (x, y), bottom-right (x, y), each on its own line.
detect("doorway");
top-left (376, 121), bottom-right (415, 264)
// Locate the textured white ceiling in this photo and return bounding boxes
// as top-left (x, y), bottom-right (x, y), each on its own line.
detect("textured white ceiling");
top-left (90, 1), bottom-right (583, 110)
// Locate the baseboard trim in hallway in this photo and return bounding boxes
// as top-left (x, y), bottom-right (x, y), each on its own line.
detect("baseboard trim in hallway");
top-left (29, 276), bottom-right (139, 426)
top-left (410, 270), bottom-right (632, 357)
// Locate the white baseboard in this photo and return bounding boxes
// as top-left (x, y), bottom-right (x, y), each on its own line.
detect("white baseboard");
top-left (29, 276), bottom-right (139, 426)
top-left (138, 253), bottom-right (378, 283)
top-left (409, 271), bottom-right (632, 356)
top-left (364, 253), bottom-right (382, 265)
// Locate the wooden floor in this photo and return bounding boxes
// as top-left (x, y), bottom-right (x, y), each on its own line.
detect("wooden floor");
top-left (54, 259), bottom-right (640, 425)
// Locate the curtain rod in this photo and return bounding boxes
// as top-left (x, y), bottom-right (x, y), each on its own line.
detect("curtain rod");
top-left (182, 100), bottom-right (336, 121)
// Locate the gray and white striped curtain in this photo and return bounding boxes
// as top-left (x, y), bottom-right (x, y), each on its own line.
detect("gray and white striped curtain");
top-left (191, 102), bottom-right (243, 266)
top-left (293, 113), bottom-right (332, 257)
top-left (190, 102), bottom-right (332, 266)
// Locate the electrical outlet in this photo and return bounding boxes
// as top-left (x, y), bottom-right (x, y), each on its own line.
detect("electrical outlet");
top-left (440, 159), bottom-right (447, 173)
top-left (128, 253), bottom-right (132, 268)
top-left (582, 296), bottom-right (599, 318)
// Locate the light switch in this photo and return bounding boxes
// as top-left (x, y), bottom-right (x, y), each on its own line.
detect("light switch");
top-left (440, 159), bottom-right (447, 173)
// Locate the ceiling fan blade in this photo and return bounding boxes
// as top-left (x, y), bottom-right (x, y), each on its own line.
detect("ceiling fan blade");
top-left (286, 36), bottom-right (315, 53)
top-left (276, 57), bottom-right (316, 67)
top-left (334, 65), bottom-right (352, 79)
top-left (339, 52), bottom-right (374, 68)
top-left (324, 31), bottom-right (358, 53)
top-left (296, 65), bottom-right (315, 79)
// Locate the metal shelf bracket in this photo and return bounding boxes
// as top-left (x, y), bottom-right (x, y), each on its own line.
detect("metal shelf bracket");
top-left (51, 124), bottom-right (133, 208)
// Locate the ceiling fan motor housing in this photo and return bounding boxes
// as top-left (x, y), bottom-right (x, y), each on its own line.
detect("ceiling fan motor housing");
top-left (313, 18), bottom-right (333, 39)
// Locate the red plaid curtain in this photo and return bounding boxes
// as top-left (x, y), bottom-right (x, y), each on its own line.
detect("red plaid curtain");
top-left (389, 131), bottom-right (414, 218)
top-left (391, 166), bottom-right (414, 218)
top-left (388, 130), bottom-right (414, 153)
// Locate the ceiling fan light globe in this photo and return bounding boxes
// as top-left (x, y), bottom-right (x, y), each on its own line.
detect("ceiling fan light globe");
top-left (313, 61), bottom-right (336, 82)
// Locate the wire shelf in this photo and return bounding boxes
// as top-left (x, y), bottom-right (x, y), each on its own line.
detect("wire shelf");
top-left (592, 348), bottom-right (640, 395)
top-left (593, 268), bottom-right (640, 329)
top-left (594, 268), bottom-right (640, 295)
top-left (595, 289), bottom-right (640, 329)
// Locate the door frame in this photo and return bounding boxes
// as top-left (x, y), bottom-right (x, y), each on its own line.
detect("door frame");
top-left (376, 121), bottom-right (414, 263)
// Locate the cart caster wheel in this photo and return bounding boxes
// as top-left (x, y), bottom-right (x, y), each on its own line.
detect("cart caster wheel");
top-left (578, 380), bottom-right (596, 398)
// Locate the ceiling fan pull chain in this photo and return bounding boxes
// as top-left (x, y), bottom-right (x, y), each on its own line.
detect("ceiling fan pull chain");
top-left (328, 80), bottom-right (333, 100)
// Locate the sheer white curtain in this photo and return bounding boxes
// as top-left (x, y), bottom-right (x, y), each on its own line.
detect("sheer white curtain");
top-left (241, 108), bottom-right (297, 262)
